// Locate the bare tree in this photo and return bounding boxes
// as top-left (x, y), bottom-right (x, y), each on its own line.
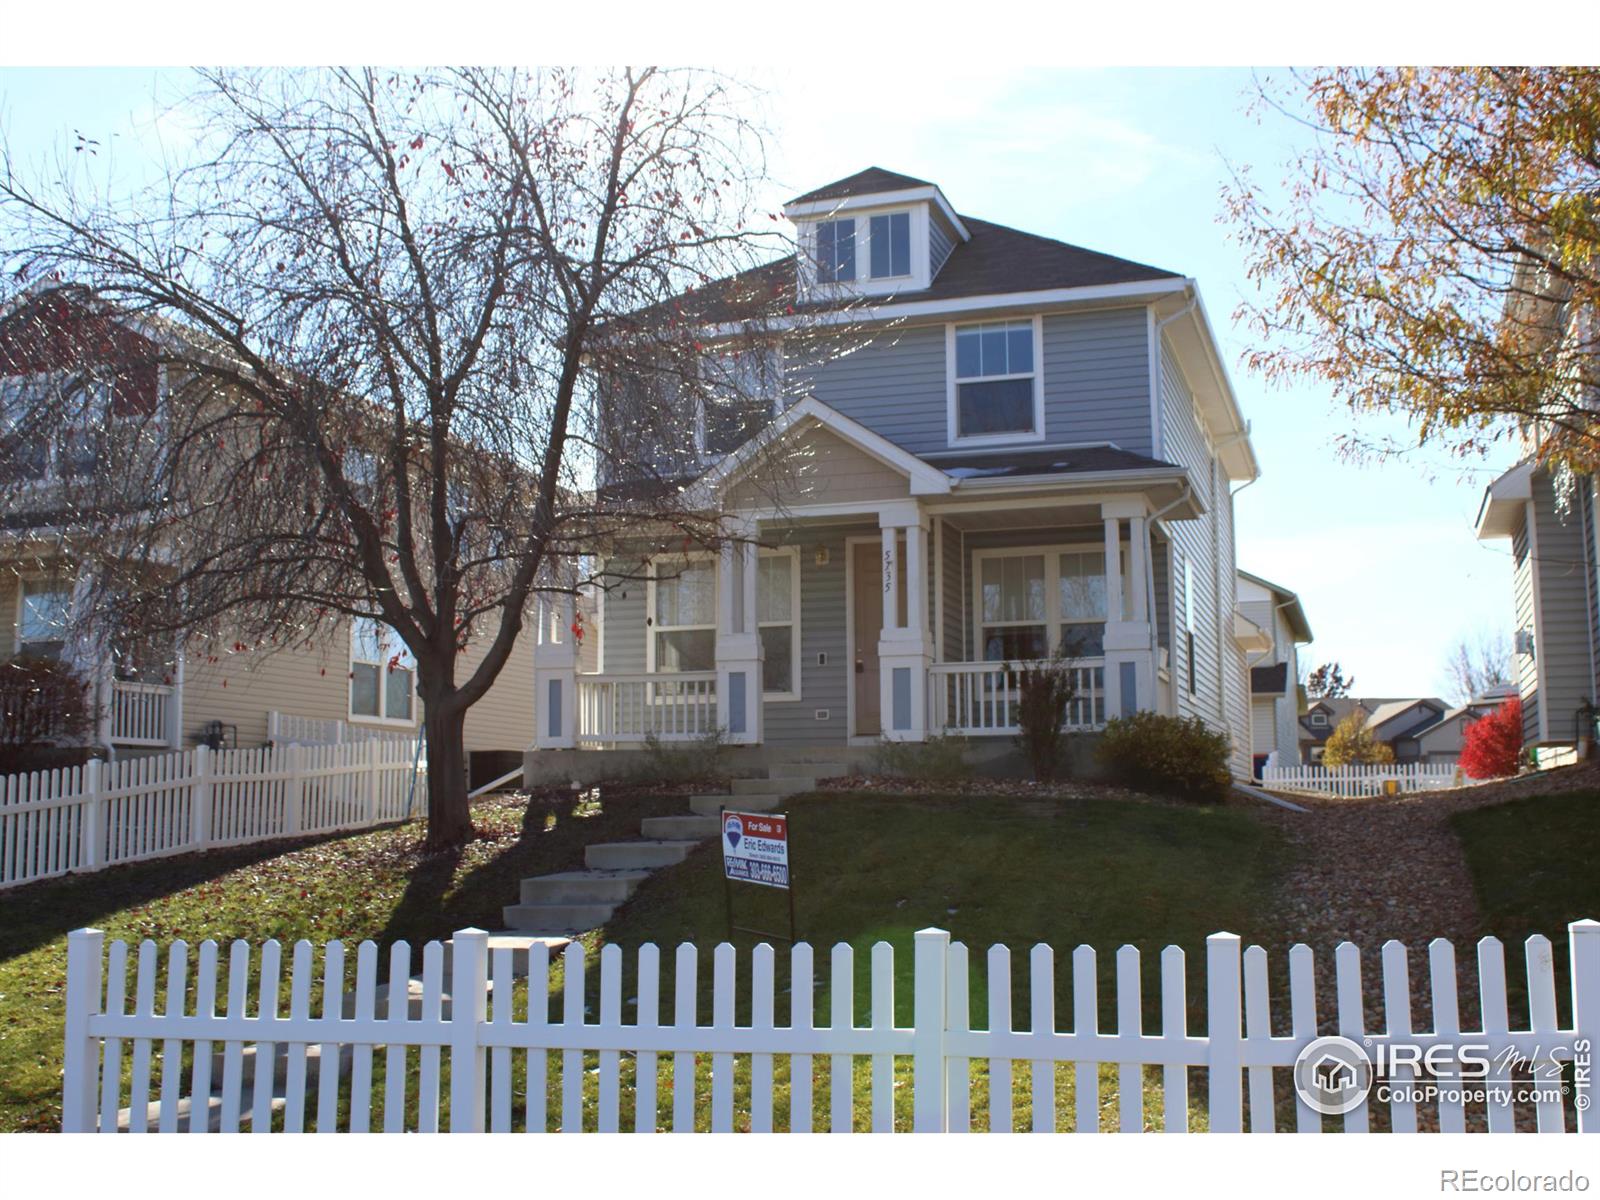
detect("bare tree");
top-left (1305, 661), bottom-right (1355, 700)
top-left (1442, 630), bottom-right (1513, 705)
top-left (0, 67), bottom-right (815, 851)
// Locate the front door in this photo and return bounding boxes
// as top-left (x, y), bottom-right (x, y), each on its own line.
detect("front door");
top-left (852, 541), bottom-right (883, 737)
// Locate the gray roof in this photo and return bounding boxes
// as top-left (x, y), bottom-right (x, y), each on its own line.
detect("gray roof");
top-left (788, 167), bottom-right (936, 205)
top-left (922, 445), bottom-right (1182, 480)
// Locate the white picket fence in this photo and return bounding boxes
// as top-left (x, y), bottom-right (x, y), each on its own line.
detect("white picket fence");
top-left (1262, 761), bottom-right (1464, 798)
top-left (0, 739), bottom-right (426, 891)
top-left (61, 920), bottom-right (1600, 1133)
top-left (266, 711), bottom-right (417, 746)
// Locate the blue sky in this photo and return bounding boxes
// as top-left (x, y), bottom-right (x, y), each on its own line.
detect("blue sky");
top-left (0, 66), bottom-right (1519, 697)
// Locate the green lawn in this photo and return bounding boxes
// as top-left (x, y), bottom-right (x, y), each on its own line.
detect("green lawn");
top-left (0, 786), bottom-right (1287, 1133)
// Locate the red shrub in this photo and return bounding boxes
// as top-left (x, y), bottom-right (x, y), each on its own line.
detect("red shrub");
top-left (1460, 697), bottom-right (1524, 780)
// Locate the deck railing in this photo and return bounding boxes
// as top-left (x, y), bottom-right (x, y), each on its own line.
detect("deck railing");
top-left (109, 680), bottom-right (174, 747)
top-left (575, 672), bottom-right (718, 746)
top-left (932, 658), bottom-right (1106, 736)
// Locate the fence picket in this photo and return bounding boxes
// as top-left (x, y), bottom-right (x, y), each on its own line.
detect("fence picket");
top-left (55, 922), bottom-right (1600, 1138)
top-left (1427, 938), bottom-right (1466, 1133)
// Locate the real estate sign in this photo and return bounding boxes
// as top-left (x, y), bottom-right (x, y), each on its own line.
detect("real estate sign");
top-left (721, 810), bottom-right (789, 889)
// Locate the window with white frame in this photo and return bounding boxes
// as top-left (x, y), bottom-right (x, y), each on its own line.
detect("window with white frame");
top-left (815, 219), bottom-right (855, 284)
top-left (757, 548), bottom-right (800, 699)
top-left (1178, 551), bottom-right (1196, 695)
top-left (951, 319), bottom-right (1040, 441)
top-left (869, 212), bottom-right (911, 279)
top-left (350, 618), bottom-right (416, 722)
top-left (650, 557), bottom-right (717, 673)
top-left (17, 579), bottom-right (72, 660)
top-left (977, 546), bottom-right (1126, 663)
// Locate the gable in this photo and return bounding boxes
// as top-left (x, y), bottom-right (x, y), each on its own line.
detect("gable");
top-left (726, 422), bottom-right (910, 509)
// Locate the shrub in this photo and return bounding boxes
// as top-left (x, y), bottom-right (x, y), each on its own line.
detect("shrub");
top-left (1094, 711), bottom-right (1232, 803)
top-left (624, 728), bottom-right (729, 785)
top-left (1321, 710), bottom-right (1396, 766)
top-left (872, 733), bottom-right (972, 782)
top-left (0, 655), bottom-right (95, 774)
top-left (1460, 697), bottom-right (1524, 780)
top-left (1013, 657), bottom-right (1081, 782)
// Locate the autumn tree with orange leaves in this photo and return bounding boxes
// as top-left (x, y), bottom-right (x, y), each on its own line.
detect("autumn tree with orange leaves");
top-left (1227, 68), bottom-right (1600, 470)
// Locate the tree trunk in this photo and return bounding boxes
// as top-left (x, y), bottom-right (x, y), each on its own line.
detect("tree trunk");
top-left (421, 695), bottom-right (474, 852)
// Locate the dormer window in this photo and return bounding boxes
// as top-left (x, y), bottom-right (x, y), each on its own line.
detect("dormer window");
top-left (816, 219), bottom-right (855, 284)
top-left (869, 212), bottom-right (911, 279)
top-left (948, 318), bottom-right (1043, 443)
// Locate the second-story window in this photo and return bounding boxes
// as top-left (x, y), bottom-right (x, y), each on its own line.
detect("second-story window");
top-left (952, 319), bottom-right (1040, 441)
top-left (700, 347), bottom-right (780, 459)
top-left (869, 212), bottom-right (911, 279)
top-left (816, 218), bottom-right (855, 284)
top-left (0, 372), bottom-right (115, 484)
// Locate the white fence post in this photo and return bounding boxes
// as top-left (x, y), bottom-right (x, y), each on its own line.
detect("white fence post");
top-left (80, 759), bottom-right (104, 872)
top-left (912, 927), bottom-right (950, 1132)
top-left (1206, 931), bottom-right (1244, 1132)
top-left (190, 746), bottom-right (212, 851)
top-left (1571, 920), bottom-right (1600, 1133)
top-left (365, 739), bottom-right (381, 825)
top-left (449, 928), bottom-right (490, 1133)
top-left (284, 743), bottom-right (304, 838)
top-left (62, 928), bottom-right (105, 1132)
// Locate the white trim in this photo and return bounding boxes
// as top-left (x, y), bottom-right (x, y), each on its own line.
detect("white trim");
top-left (932, 517), bottom-right (944, 665)
top-left (945, 316), bottom-right (1046, 447)
top-left (784, 184), bottom-right (971, 242)
top-left (348, 617), bottom-right (419, 726)
top-left (683, 394), bottom-right (951, 506)
top-left (644, 552), bottom-right (718, 677)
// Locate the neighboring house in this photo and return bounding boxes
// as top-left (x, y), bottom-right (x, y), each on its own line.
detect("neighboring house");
top-left (0, 296), bottom-right (537, 779)
top-left (1235, 569), bottom-right (1312, 777)
top-left (534, 167), bottom-right (1265, 777)
top-left (1476, 460), bottom-right (1598, 766)
top-left (1297, 693), bottom-right (1501, 766)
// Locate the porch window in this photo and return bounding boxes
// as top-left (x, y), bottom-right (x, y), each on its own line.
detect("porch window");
top-left (17, 579), bottom-right (71, 660)
top-left (350, 618), bottom-right (415, 722)
top-left (758, 549), bottom-right (800, 699)
top-left (977, 545), bottom-right (1127, 662)
top-left (816, 219), bottom-right (855, 284)
top-left (979, 554), bottom-right (1047, 661)
top-left (952, 319), bottom-right (1040, 441)
top-left (651, 557), bottom-right (716, 673)
top-left (1057, 550), bottom-right (1109, 657)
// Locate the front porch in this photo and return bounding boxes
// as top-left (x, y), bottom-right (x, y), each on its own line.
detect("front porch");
top-left (532, 493), bottom-right (1181, 753)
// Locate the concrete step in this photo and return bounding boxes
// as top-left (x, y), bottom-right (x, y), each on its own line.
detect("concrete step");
top-left (689, 792), bottom-right (783, 817)
top-left (519, 870), bottom-right (650, 905)
top-left (639, 813), bottom-right (721, 840)
top-left (501, 901), bottom-right (619, 934)
top-left (730, 776), bottom-right (812, 798)
top-left (444, 930), bottom-right (571, 977)
top-left (767, 762), bottom-right (847, 779)
top-left (584, 839), bottom-right (700, 870)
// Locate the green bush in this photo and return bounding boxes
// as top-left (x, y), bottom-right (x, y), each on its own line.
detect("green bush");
top-left (871, 733), bottom-right (972, 782)
top-left (623, 728), bottom-right (729, 785)
top-left (1094, 711), bottom-right (1232, 803)
top-left (1014, 657), bottom-right (1081, 782)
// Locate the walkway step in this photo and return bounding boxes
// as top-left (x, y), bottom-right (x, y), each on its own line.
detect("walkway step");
top-left (730, 777), bottom-right (812, 797)
top-left (501, 901), bottom-right (618, 934)
top-left (584, 839), bottom-right (701, 870)
top-left (690, 793), bottom-right (783, 817)
top-left (639, 814), bottom-right (721, 840)
top-left (519, 870), bottom-right (651, 905)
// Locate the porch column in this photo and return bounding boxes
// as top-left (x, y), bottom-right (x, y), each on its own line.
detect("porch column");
top-left (715, 517), bottom-right (764, 745)
top-left (1101, 499), bottom-right (1156, 722)
top-left (878, 503), bottom-right (933, 742)
top-left (533, 585), bottom-right (579, 750)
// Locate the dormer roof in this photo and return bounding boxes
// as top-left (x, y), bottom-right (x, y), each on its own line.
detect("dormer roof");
top-left (788, 167), bottom-right (936, 205)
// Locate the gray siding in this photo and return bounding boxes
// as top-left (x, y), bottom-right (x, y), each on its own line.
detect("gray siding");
top-left (1529, 468), bottom-right (1594, 743)
top-left (929, 216), bottom-right (956, 280)
top-left (939, 518), bottom-right (963, 661)
top-left (798, 325), bottom-right (949, 454)
top-left (1512, 513), bottom-right (1540, 742)
top-left (762, 524), bottom-right (859, 745)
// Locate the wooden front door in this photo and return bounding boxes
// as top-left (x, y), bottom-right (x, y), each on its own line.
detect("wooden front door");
top-left (852, 540), bottom-right (883, 737)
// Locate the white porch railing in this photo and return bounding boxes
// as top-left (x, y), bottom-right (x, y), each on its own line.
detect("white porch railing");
top-left (932, 659), bottom-right (1107, 736)
top-left (575, 672), bottom-right (718, 746)
top-left (109, 681), bottom-right (174, 747)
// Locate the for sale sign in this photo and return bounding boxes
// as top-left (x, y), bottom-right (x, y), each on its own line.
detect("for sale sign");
top-left (721, 810), bottom-right (789, 889)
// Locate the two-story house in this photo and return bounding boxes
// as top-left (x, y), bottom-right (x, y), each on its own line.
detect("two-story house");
top-left (529, 168), bottom-right (1264, 777)
top-left (1235, 569), bottom-right (1313, 776)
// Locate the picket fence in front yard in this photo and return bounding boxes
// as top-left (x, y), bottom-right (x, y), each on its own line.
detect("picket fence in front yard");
top-left (62, 921), bottom-right (1600, 1134)
top-left (1262, 761), bottom-right (1463, 798)
top-left (0, 739), bottom-right (426, 890)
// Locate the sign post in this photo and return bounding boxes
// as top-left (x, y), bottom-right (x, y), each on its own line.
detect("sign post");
top-left (720, 808), bottom-right (796, 943)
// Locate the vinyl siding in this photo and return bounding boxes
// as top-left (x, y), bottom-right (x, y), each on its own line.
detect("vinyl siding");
top-left (797, 325), bottom-right (949, 454)
top-left (762, 524), bottom-right (859, 745)
top-left (939, 518), bottom-right (964, 662)
top-left (1529, 469), bottom-right (1594, 744)
top-left (929, 216), bottom-right (956, 279)
top-left (726, 424), bottom-right (908, 509)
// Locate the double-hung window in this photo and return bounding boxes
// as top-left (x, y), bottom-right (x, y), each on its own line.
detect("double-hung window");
top-left (952, 319), bottom-right (1040, 441)
top-left (757, 548), bottom-right (800, 699)
top-left (978, 555), bottom-right (1048, 661)
top-left (650, 557), bottom-right (717, 673)
top-left (977, 546), bottom-right (1127, 663)
top-left (350, 618), bottom-right (416, 722)
top-left (17, 579), bottom-right (72, 660)
top-left (816, 219), bottom-right (855, 284)
top-left (869, 212), bottom-right (911, 279)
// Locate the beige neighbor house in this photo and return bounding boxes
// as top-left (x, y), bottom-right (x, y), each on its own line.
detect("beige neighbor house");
top-left (527, 168), bottom-right (1267, 781)
top-left (1235, 569), bottom-right (1312, 778)
top-left (0, 297), bottom-right (536, 783)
